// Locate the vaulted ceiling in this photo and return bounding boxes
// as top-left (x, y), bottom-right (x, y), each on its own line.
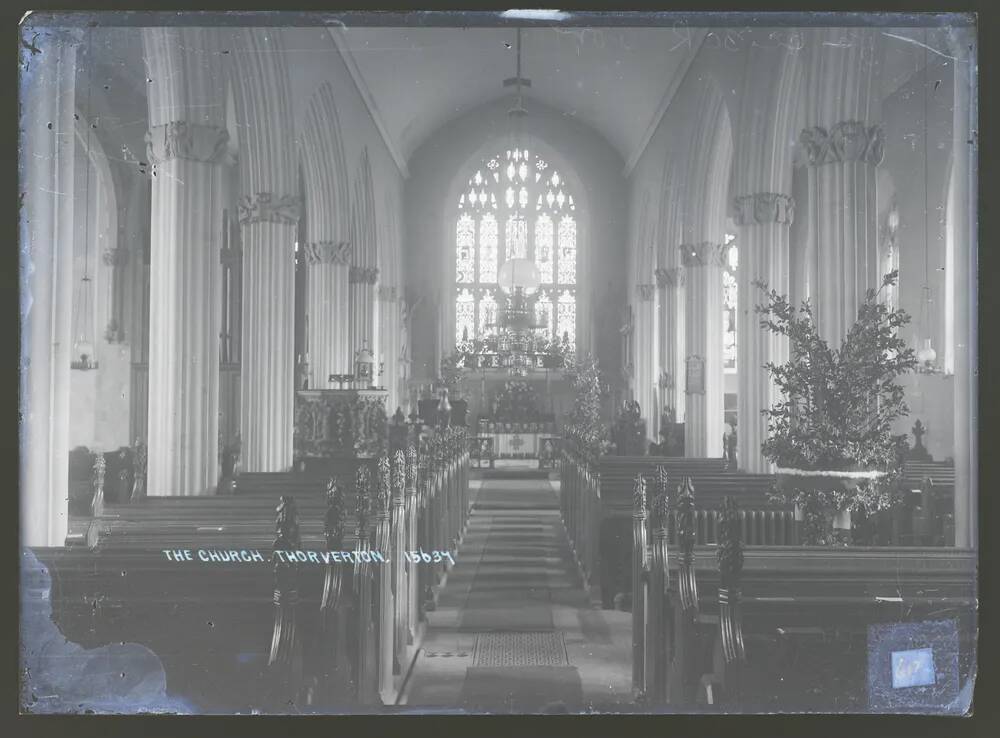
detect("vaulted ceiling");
top-left (330, 26), bottom-right (705, 170)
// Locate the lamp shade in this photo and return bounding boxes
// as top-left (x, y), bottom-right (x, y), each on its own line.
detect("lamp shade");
top-left (498, 258), bottom-right (540, 296)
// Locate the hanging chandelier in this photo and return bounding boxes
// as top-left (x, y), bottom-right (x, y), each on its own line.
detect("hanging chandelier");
top-left (72, 27), bottom-right (97, 372)
top-left (915, 29), bottom-right (939, 375)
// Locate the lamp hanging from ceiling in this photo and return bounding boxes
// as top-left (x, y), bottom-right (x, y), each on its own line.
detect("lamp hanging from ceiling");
top-left (916, 28), bottom-right (938, 373)
top-left (488, 27), bottom-right (547, 377)
top-left (72, 27), bottom-right (97, 371)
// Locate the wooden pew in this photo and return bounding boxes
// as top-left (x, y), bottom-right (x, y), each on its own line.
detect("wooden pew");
top-left (35, 430), bottom-right (472, 712)
top-left (631, 486), bottom-right (977, 709)
top-left (559, 448), bottom-right (791, 607)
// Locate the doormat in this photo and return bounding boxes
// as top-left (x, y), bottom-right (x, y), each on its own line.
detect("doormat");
top-left (473, 631), bottom-right (569, 667)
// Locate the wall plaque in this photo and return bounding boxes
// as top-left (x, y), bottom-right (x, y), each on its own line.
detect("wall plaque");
top-left (685, 355), bottom-right (705, 395)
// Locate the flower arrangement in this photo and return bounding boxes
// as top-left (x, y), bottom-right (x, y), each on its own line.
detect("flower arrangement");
top-left (562, 353), bottom-right (613, 466)
top-left (439, 349), bottom-right (467, 394)
top-left (491, 380), bottom-right (539, 422)
top-left (755, 271), bottom-right (917, 544)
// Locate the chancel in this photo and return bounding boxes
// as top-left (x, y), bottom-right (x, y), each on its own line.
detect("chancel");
top-left (19, 12), bottom-right (977, 716)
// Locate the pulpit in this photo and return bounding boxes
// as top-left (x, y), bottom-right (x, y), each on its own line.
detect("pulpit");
top-left (294, 389), bottom-right (388, 467)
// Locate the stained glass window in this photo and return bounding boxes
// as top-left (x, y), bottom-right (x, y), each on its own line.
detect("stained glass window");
top-left (723, 234), bottom-right (738, 372)
top-left (456, 289), bottom-right (475, 345)
top-left (557, 216), bottom-right (577, 284)
top-left (480, 213), bottom-right (498, 283)
top-left (535, 214), bottom-right (554, 282)
top-left (556, 290), bottom-right (576, 346)
top-left (455, 147), bottom-right (577, 352)
top-left (456, 214), bottom-right (475, 283)
top-left (479, 291), bottom-right (497, 337)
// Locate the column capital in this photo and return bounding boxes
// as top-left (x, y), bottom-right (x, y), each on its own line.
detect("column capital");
top-left (679, 242), bottom-right (726, 268)
top-left (238, 192), bottom-right (302, 226)
top-left (146, 121), bottom-right (232, 166)
top-left (799, 120), bottom-right (885, 167)
top-left (733, 193), bottom-right (795, 226)
top-left (349, 265), bottom-right (379, 285)
top-left (302, 241), bottom-right (351, 265)
top-left (635, 283), bottom-right (656, 302)
top-left (655, 266), bottom-right (685, 289)
top-left (378, 285), bottom-right (398, 302)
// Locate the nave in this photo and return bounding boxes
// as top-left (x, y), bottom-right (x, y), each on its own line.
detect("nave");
top-left (401, 478), bottom-right (632, 713)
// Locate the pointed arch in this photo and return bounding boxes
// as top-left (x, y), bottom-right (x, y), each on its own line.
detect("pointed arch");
top-left (301, 82), bottom-right (351, 248)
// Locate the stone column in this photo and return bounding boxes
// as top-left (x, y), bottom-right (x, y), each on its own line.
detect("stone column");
top-left (141, 26), bottom-right (230, 495)
top-left (349, 265), bottom-right (378, 362)
top-left (145, 122), bottom-right (229, 495)
top-left (655, 266), bottom-right (685, 422)
top-left (20, 26), bottom-right (83, 546)
top-left (239, 194), bottom-right (300, 472)
top-left (734, 194), bottom-right (794, 473)
top-left (304, 242), bottom-right (352, 387)
top-left (800, 122), bottom-right (884, 346)
top-left (801, 28), bottom-right (884, 348)
top-left (231, 27), bottom-right (301, 473)
top-left (634, 283), bottom-right (658, 441)
top-left (948, 33), bottom-right (977, 549)
top-left (681, 243), bottom-right (725, 458)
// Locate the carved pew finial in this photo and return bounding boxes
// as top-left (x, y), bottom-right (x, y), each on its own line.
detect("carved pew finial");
top-left (356, 465), bottom-right (372, 540)
top-left (131, 439), bottom-right (147, 502)
top-left (392, 450), bottom-right (407, 503)
top-left (677, 478), bottom-right (696, 565)
top-left (655, 464), bottom-right (669, 500)
top-left (91, 453), bottom-right (106, 517)
top-left (715, 495), bottom-right (746, 680)
top-left (717, 496), bottom-right (744, 591)
top-left (405, 445), bottom-right (418, 494)
top-left (650, 490), bottom-right (669, 531)
top-left (324, 478), bottom-right (345, 551)
top-left (269, 494), bottom-right (302, 674)
top-left (375, 454), bottom-right (392, 517)
top-left (633, 473), bottom-right (647, 516)
top-left (676, 476), bottom-right (699, 615)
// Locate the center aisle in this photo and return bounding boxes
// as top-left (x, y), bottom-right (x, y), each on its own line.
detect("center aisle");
top-left (399, 477), bottom-right (633, 713)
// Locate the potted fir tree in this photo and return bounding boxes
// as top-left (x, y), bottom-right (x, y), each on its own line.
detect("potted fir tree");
top-left (755, 272), bottom-right (917, 545)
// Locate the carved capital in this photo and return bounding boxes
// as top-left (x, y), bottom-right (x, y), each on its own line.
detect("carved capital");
top-left (679, 242), bottom-right (726, 268)
top-left (378, 285), bottom-right (398, 302)
top-left (145, 121), bottom-right (232, 165)
top-left (349, 265), bottom-right (379, 285)
top-left (238, 192), bottom-right (302, 226)
top-left (302, 241), bottom-right (351, 265)
top-left (635, 283), bottom-right (656, 302)
top-left (799, 121), bottom-right (884, 167)
top-left (654, 266), bottom-right (684, 289)
top-left (102, 246), bottom-right (130, 268)
top-left (733, 193), bottom-right (795, 226)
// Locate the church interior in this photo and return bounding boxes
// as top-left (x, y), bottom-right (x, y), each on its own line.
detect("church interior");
top-left (19, 14), bottom-right (978, 714)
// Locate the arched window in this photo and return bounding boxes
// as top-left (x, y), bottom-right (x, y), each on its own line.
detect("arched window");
top-left (455, 147), bottom-right (577, 351)
top-left (722, 233), bottom-right (738, 372)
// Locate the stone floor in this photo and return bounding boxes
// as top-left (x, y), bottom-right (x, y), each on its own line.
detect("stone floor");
top-left (398, 478), bottom-right (634, 714)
